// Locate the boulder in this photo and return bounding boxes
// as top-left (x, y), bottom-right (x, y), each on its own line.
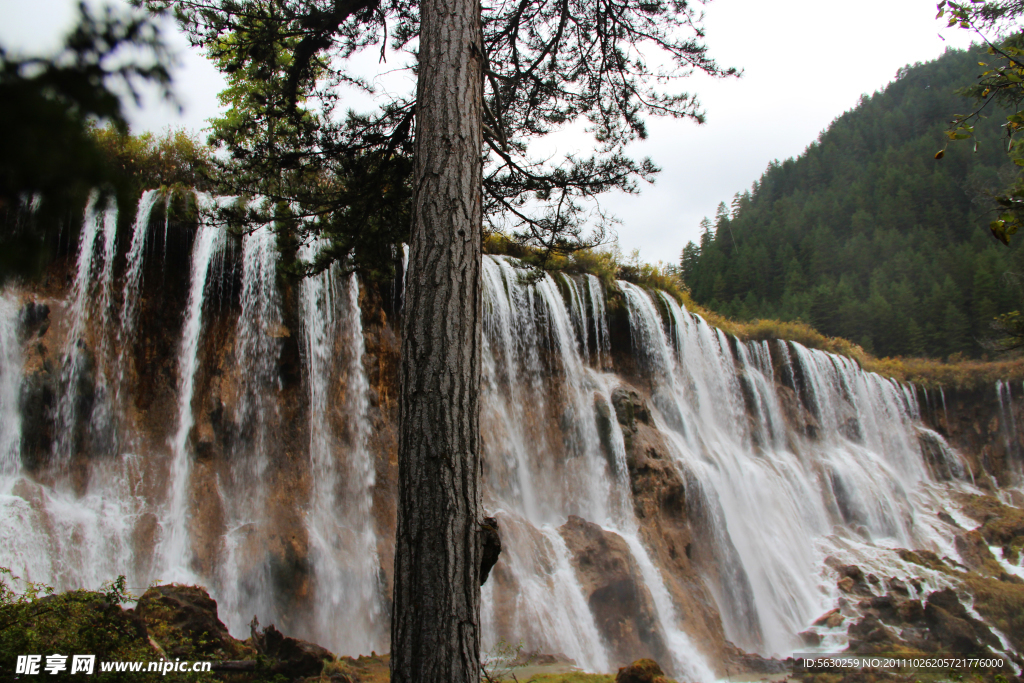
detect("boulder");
top-left (799, 630), bottom-right (822, 646)
top-left (813, 608), bottom-right (843, 628)
top-left (254, 622), bottom-right (334, 679)
top-left (838, 564), bottom-right (864, 582)
top-left (136, 585), bottom-right (246, 659)
top-left (616, 658), bottom-right (671, 683)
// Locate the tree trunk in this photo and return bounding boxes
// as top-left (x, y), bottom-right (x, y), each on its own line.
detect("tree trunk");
top-left (390, 0), bottom-right (483, 678)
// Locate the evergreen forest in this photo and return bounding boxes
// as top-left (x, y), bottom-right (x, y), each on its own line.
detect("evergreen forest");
top-left (680, 46), bottom-right (1024, 359)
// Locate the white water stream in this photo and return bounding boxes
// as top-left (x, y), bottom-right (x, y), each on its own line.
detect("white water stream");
top-left (0, 196), bottom-right (1020, 674)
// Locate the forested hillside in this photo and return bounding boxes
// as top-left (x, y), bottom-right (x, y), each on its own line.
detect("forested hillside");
top-left (680, 46), bottom-right (1024, 359)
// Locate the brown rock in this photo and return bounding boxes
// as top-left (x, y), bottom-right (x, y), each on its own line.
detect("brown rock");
top-left (799, 630), bottom-right (822, 646)
top-left (955, 530), bottom-right (1000, 575)
top-left (560, 516), bottom-right (670, 670)
top-left (923, 589), bottom-right (1001, 654)
top-left (824, 612), bottom-right (845, 628)
top-left (255, 622), bottom-right (334, 678)
top-left (887, 577), bottom-right (909, 595)
top-left (136, 585), bottom-right (243, 659)
top-left (839, 565), bottom-right (864, 582)
top-left (837, 577), bottom-right (856, 593)
top-left (615, 398), bottom-right (737, 670)
top-left (896, 599), bottom-right (924, 624)
top-left (616, 658), bottom-right (671, 683)
top-left (612, 387), bottom-right (650, 431)
top-left (847, 614), bottom-right (896, 650)
top-left (812, 608), bottom-right (839, 626)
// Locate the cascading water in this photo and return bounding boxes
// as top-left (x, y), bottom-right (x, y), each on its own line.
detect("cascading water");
top-left (299, 246), bottom-right (384, 654)
top-left (1, 192), bottom-right (1021, 675)
top-left (52, 192), bottom-right (118, 467)
top-left (0, 294), bottom-right (22, 475)
top-left (157, 198), bottom-right (227, 583)
top-left (115, 189), bottom-right (162, 404)
top-left (997, 380), bottom-right (1022, 481)
top-left (213, 220), bottom-right (286, 631)
top-left (480, 257), bottom-right (713, 680)
top-left (616, 283), bottom-right (982, 657)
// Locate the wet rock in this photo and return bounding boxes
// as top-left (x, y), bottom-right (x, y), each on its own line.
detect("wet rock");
top-left (615, 658), bottom-right (671, 683)
top-left (923, 588), bottom-right (1001, 654)
top-left (612, 387), bottom-right (650, 431)
top-left (19, 363), bottom-right (55, 468)
top-left (887, 577), bottom-right (909, 596)
top-left (937, 511), bottom-right (960, 527)
top-left (19, 300), bottom-right (49, 338)
top-left (776, 383), bottom-right (819, 438)
top-left (918, 428), bottom-right (961, 481)
top-left (559, 515), bottom-right (670, 669)
top-left (895, 599), bottom-right (924, 624)
top-left (838, 564), bottom-right (864, 582)
top-left (812, 608), bottom-right (841, 627)
top-left (955, 529), bottom-right (1000, 574)
top-left (730, 653), bottom-right (790, 675)
top-left (799, 630), bottom-right (823, 646)
top-left (847, 614), bottom-right (896, 651)
top-left (837, 577), bottom-right (856, 593)
top-left (510, 651), bottom-right (576, 667)
top-left (616, 389), bottom-right (737, 670)
top-left (897, 548), bottom-right (949, 572)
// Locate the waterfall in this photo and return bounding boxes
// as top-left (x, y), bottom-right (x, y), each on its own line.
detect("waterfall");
top-left (53, 192), bottom-right (118, 467)
top-left (615, 284), bottom-right (976, 656)
top-left (299, 247), bottom-right (384, 654)
top-left (214, 221), bottom-right (285, 632)
top-left (157, 199), bottom-right (227, 582)
top-left (480, 257), bottom-right (713, 680)
top-left (0, 294), bottom-right (22, 475)
top-left (587, 274), bottom-right (610, 369)
top-left (1, 192), bottom-right (1020, 674)
top-left (115, 189), bottom-right (162, 404)
top-left (997, 380), bottom-right (1022, 480)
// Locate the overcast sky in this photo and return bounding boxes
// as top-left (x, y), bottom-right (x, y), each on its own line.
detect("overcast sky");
top-left (0, 0), bottom-right (978, 264)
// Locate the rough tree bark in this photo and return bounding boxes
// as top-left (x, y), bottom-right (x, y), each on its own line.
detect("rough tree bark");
top-left (390, 0), bottom-right (484, 679)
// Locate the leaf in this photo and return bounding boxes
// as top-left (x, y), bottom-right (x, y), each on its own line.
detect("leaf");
top-left (991, 220), bottom-right (1010, 245)
top-left (935, 149), bottom-right (946, 159)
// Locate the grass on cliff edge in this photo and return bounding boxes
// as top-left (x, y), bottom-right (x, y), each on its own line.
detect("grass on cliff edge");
top-left (482, 234), bottom-right (1024, 390)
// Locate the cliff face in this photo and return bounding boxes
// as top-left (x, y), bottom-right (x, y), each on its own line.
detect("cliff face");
top-left (1, 192), bottom-right (1023, 680)
top-left (919, 383), bottom-right (1024, 494)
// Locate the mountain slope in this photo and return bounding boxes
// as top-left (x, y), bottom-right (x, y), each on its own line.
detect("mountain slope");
top-left (681, 46), bottom-right (1024, 358)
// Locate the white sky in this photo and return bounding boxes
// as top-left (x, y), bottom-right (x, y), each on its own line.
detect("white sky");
top-left (0, 0), bottom-right (978, 264)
